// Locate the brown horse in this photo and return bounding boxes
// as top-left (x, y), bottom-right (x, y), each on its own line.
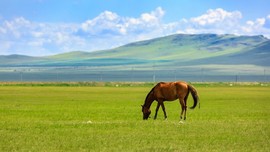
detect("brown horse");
top-left (141, 81), bottom-right (199, 121)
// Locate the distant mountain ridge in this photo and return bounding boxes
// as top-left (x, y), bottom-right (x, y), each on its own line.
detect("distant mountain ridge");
top-left (0, 34), bottom-right (269, 68)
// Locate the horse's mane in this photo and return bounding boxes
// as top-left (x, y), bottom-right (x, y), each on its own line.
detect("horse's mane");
top-left (143, 84), bottom-right (157, 106)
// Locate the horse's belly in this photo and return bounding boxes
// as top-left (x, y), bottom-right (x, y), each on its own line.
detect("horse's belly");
top-left (165, 97), bottom-right (178, 101)
top-left (155, 84), bottom-right (179, 101)
top-left (157, 94), bottom-right (178, 101)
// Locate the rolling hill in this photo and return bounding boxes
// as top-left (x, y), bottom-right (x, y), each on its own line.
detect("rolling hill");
top-left (0, 34), bottom-right (269, 78)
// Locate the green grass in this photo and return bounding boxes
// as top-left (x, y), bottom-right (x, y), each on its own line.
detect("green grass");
top-left (0, 84), bottom-right (270, 151)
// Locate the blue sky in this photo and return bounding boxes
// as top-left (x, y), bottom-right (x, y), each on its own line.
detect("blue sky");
top-left (0, 0), bottom-right (270, 56)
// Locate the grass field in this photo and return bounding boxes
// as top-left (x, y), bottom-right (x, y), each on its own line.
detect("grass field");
top-left (0, 83), bottom-right (269, 151)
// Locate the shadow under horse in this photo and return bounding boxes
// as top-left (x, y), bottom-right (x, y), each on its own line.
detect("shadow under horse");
top-left (141, 81), bottom-right (199, 121)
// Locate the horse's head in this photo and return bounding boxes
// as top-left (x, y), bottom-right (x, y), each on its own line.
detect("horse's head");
top-left (141, 105), bottom-right (151, 120)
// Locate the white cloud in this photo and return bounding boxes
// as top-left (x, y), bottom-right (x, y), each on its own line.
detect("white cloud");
top-left (75, 7), bottom-right (166, 52)
top-left (0, 17), bottom-right (82, 55)
top-left (80, 7), bottom-right (164, 37)
top-left (264, 15), bottom-right (270, 29)
top-left (184, 8), bottom-right (244, 35)
top-left (141, 7), bottom-right (164, 23)
top-left (0, 41), bottom-right (11, 55)
top-left (0, 7), bottom-right (269, 56)
top-left (31, 31), bottom-right (45, 38)
top-left (81, 11), bottom-right (121, 34)
top-left (191, 8), bottom-right (242, 26)
top-left (175, 9), bottom-right (270, 37)
top-left (241, 16), bottom-right (270, 37)
top-left (256, 18), bottom-right (266, 25)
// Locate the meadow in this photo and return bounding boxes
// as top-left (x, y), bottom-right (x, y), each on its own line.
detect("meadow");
top-left (0, 83), bottom-right (269, 151)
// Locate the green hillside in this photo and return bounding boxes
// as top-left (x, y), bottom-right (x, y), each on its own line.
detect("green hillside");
top-left (88, 34), bottom-right (259, 60)
top-left (189, 40), bottom-right (270, 66)
top-left (0, 54), bottom-right (47, 66)
top-left (0, 34), bottom-right (269, 69)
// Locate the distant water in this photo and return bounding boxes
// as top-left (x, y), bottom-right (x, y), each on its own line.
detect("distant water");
top-left (0, 70), bottom-right (268, 82)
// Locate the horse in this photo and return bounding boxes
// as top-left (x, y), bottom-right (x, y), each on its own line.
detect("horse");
top-left (141, 81), bottom-right (199, 121)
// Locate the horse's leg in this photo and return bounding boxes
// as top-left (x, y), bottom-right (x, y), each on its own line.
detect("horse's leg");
top-left (154, 102), bottom-right (160, 119)
top-left (183, 95), bottom-right (189, 120)
top-left (179, 98), bottom-right (186, 121)
top-left (160, 102), bottom-right (167, 120)
top-left (183, 100), bottom-right (187, 120)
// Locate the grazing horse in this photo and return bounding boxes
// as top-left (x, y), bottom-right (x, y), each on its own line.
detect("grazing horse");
top-left (141, 81), bottom-right (199, 121)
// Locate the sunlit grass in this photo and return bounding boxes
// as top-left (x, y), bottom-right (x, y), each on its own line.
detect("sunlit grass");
top-left (0, 84), bottom-right (269, 151)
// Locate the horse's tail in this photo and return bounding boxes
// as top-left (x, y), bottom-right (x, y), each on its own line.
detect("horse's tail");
top-left (188, 84), bottom-right (199, 109)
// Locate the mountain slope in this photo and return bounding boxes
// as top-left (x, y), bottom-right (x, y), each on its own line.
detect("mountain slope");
top-left (0, 34), bottom-right (269, 68)
top-left (0, 54), bottom-right (49, 66)
top-left (87, 34), bottom-right (269, 62)
top-left (185, 39), bottom-right (270, 66)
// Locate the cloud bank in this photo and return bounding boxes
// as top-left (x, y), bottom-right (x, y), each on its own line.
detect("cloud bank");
top-left (0, 7), bottom-right (270, 56)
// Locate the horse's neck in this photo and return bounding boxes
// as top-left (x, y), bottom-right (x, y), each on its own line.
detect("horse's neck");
top-left (144, 91), bottom-right (155, 108)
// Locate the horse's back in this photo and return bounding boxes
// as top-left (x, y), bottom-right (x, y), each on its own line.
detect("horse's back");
top-left (154, 81), bottom-right (189, 101)
top-left (175, 81), bottom-right (189, 90)
top-left (157, 81), bottom-right (188, 89)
